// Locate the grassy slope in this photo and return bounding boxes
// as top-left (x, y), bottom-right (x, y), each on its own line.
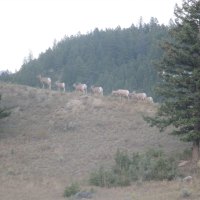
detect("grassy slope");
top-left (0, 83), bottom-right (199, 200)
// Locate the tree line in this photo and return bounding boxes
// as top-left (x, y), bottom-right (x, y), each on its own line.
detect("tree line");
top-left (1, 17), bottom-right (170, 99)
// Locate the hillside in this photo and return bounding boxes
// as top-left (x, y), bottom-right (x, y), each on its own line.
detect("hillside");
top-left (9, 22), bottom-right (169, 98)
top-left (0, 83), bottom-right (196, 200)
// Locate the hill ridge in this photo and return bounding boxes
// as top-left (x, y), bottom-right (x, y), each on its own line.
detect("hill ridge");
top-left (0, 83), bottom-right (190, 200)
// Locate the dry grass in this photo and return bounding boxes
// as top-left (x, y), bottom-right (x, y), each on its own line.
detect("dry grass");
top-left (0, 82), bottom-right (199, 200)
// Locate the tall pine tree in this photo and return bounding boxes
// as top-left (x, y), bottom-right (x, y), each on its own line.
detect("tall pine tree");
top-left (145, 0), bottom-right (200, 161)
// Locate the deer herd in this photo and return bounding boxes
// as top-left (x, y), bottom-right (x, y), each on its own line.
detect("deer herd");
top-left (36, 74), bottom-right (154, 103)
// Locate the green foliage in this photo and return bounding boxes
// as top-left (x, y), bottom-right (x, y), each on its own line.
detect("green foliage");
top-left (0, 94), bottom-right (10, 119)
top-left (129, 149), bottom-right (177, 181)
top-left (114, 149), bottom-right (132, 172)
top-left (177, 148), bottom-right (192, 161)
top-left (89, 166), bottom-right (119, 187)
top-left (180, 188), bottom-right (192, 198)
top-left (89, 149), bottom-right (178, 188)
top-left (63, 182), bottom-right (80, 198)
top-left (0, 71), bottom-right (14, 82)
top-left (145, 0), bottom-right (200, 156)
top-left (12, 19), bottom-right (169, 97)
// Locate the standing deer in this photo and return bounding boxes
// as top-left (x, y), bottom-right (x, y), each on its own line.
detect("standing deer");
top-left (55, 81), bottom-right (65, 92)
top-left (129, 91), bottom-right (147, 101)
top-left (90, 86), bottom-right (103, 96)
top-left (112, 89), bottom-right (129, 100)
top-left (37, 75), bottom-right (51, 90)
top-left (73, 83), bottom-right (87, 94)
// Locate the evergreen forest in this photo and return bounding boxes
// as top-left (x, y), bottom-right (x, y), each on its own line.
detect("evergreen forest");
top-left (1, 18), bottom-right (171, 99)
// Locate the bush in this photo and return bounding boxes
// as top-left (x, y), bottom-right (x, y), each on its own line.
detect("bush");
top-left (89, 149), bottom-right (179, 188)
top-left (136, 149), bottom-right (178, 181)
top-left (143, 156), bottom-right (177, 181)
top-left (0, 94), bottom-right (10, 119)
top-left (114, 149), bottom-right (131, 173)
top-left (180, 188), bottom-right (192, 198)
top-left (63, 182), bottom-right (80, 197)
top-left (89, 166), bottom-right (117, 187)
top-left (178, 148), bottom-right (192, 160)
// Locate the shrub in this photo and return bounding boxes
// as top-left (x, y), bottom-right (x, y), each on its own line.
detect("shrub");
top-left (114, 149), bottom-right (131, 173)
top-left (178, 148), bottom-right (192, 160)
top-left (114, 170), bottom-right (131, 186)
top-left (63, 182), bottom-right (80, 198)
top-left (89, 166), bottom-right (117, 187)
top-left (143, 156), bottom-right (177, 181)
top-left (89, 149), bottom-right (179, 188)
top-left (180, 188), bottom-right (192, 198)
top-left (0, 94), bottom-right (10, 119)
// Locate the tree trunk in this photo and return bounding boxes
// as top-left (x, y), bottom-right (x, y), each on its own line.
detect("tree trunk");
top-left (192, 140), bottom-right (200, 162)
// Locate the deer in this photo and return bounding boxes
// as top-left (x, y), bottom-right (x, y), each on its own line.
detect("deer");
top-left (90, 85), bottom-right (103, 96)
top-left (112, 89), bottom-right (129, 100)
top-left (55, 81), bottom-right (65, 92)
top-left (37, 75), bottom-right (51, 90)
top-left (73, 83), bottom-right (87, 94)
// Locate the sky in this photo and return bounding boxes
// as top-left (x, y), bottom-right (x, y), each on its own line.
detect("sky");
top-left (0, 0), bottom-right (182, 72)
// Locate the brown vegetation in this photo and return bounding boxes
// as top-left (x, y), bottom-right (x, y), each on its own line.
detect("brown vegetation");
top-left (0, 82), bottom-right (199, 200)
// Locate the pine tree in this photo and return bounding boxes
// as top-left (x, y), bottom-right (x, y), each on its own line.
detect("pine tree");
top-left (145, 0), bottom-right (200, 161)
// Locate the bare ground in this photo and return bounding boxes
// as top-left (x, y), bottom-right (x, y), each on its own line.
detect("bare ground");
top-left (0, 82), bottom-right (199, 200)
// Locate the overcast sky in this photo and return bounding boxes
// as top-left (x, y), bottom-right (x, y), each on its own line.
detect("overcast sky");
top-left (0, 0), bottom-right (182, 72)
